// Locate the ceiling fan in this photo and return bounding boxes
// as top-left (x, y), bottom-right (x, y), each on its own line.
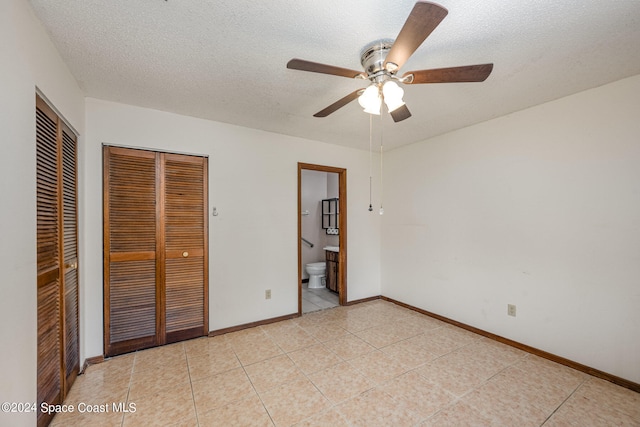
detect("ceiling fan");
top-left (287, 1), bottom-right (493, 123)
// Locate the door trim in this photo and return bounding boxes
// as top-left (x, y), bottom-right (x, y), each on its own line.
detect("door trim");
top-left (298, 163), bottom-right (347, 314)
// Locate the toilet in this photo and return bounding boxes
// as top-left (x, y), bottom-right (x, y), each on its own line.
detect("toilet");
top-left (305, 262), bottom-right (326, 289)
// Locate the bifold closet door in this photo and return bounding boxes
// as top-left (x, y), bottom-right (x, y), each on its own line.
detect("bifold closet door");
top-left (163, 153), bottom-right (208, 343)
top-left (104, 147), bottom-right (208, 357)
top-left (104, 147), bottom-right (158, 356)
top-left (36, 101), bottom-right (62, 427)
top-left (61, 124), bottom-right (80, 395)
top-left (36, 95), bottom-right (79, 427)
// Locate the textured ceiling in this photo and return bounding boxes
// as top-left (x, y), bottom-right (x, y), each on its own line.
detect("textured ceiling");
top-left (29, 0), bottom-right (640, 151)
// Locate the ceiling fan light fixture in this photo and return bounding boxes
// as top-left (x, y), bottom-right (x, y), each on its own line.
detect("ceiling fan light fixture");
top-left (358, 84), bottom-right (381, 115)
top-left (382, 80), bottom-right (405, 112)
top-left (288, 2), bottom-right (493, 121)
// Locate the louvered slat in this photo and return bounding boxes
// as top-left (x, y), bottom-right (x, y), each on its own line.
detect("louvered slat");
top-left (109, 152), bottom-right (156, 252)
top-left (36, 108), bottom-right (59, 274)
top-left (165, 257), bottom-right (204, 332)
top-left (109, 260), bottom-right (156, 342)
top-left (62, 130), bottom-right (77, 261)
top-left (164, 158), bottom-right (205, 250)
top-left (37, 279), bottom-right (61, 407)
top-left (64, 270), bottom-right (78, 378)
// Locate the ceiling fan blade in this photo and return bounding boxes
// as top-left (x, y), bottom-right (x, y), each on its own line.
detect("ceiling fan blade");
top-left (404, 63), bottom-right (494, 84)
top-left (384, 1), bottom-right (448, 72)
top-left (313, 89), bottom-right (364, 117)
top-left (287, 59), bottom-right (364, 79)
top-left (390, 104), bottom-right (412, 122)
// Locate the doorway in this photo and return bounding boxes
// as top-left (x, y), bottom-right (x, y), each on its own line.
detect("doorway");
top-left (298, 163), bottom-right (347, 314)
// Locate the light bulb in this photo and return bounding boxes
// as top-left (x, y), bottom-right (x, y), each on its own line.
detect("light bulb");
top-left (379, 207), bottom-right (384, 215)
top-left (358, 85), bottom-right (381, 115)
top-left (382, 80), bottom-right (405, 112)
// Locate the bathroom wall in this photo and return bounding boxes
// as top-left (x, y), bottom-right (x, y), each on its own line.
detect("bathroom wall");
top-left (301, 170), bottom-right (327, 278)
top-left (326, 173), bottom-right (340, 247)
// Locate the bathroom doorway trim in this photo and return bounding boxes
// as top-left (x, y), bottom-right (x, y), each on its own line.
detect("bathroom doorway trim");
top-left (298, 163), bottom-right (347, 314)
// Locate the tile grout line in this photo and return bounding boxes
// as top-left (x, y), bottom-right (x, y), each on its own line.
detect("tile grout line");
top-left (184, 346), bottom-right (202, 427)
top-left (251, 321), bottom-right (377, 424)
top-left (234, 338), bottom-right (278, 426)
top-left (120, 354), bottom-right (136, 427)
top-left (539, 375), bottom-right (589, 426)
top-left (283, 347), bottom-right (338, 424)
top-left (300, 320), bottom-right (427, 425)
top-left (398, 330), bottom-right (530, 424)
top-left (278, 325), bottom-right (414, 426)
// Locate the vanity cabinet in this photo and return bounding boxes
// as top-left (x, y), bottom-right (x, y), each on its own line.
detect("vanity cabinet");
top-left (325, 250), bottom-right (339, 293)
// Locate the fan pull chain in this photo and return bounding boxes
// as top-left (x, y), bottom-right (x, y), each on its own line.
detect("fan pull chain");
top-left (368, 114), bottom-right (373, 212)
top-left (379, 111), bottom-right (384, 215)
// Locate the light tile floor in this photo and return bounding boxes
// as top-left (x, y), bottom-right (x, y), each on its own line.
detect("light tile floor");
top-left (301, 282), bottom-right (339, 313)
top-left (52, 300), bottom-right (640, 426)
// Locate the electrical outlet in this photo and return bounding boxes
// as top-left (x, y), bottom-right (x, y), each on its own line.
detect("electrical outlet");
top-left (265, 289), bottom-right (271, 300)
top-left (507, 304), bottom-right (516, 317)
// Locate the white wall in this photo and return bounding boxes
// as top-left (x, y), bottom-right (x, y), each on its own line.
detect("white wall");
top-left (327, 173), bottom-right (339, 200)
top-left (382, 74), bottom-right (640, 383)
top-left (301, 170), bottom-right (327, 277)
top-left (325, 173), bottom-right (340, 249)
top-left (0, 1), bottom-right (85, 426)
top-left (83, 98), bottom-right (382, 358)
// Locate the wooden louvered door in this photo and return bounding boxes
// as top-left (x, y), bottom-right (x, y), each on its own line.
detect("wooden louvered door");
top-left (61, 122), bottom-right (80, 395)
top-left (36, 95), bottom-right (79, 427)
top-left (104, 147), bottom-right (208, 357)
top-left (36, 98), bottom-right (62, 427)
top-left (104, 147), bottom-right (158, 356)
top-left (163, 153), bottom-right (208, 343)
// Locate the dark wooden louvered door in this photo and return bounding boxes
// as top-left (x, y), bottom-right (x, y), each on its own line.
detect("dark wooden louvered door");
top-left (36, 95), bottom-right (79, 427)
top-left (36, 99), bottom-right (62, 427)
top-left (104, 147), bottom-right (158, 356)
top-left (104, 147), bottom-right (208, 357)
top-left (163, 153), bottom-right (208, 343)
top-left (61, 124), bottom-right (80, 395)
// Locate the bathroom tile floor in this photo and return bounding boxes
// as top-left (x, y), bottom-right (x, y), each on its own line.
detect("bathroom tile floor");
top-left (51, 299), bottom-right (640, 426)
top-left (301, 282), bottom-right (339, 313)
